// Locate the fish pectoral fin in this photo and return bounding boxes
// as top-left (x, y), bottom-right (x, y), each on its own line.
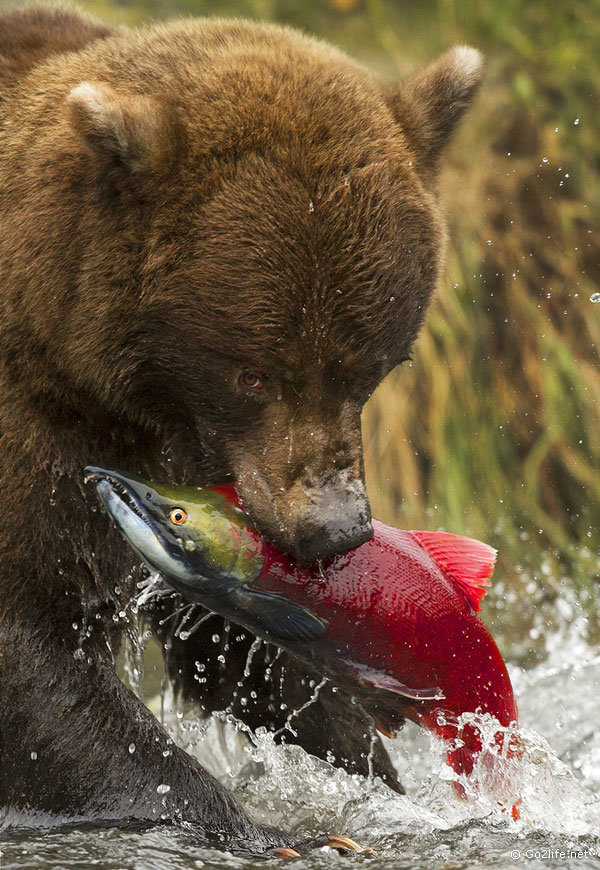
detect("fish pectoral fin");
top-left (232, 588), bottom-right (327, 642)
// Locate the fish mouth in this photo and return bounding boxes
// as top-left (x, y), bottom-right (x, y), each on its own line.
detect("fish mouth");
top-left (84, 465), bottom-right (189, 579)
top-left (85, 466), bottom-right (154, 522)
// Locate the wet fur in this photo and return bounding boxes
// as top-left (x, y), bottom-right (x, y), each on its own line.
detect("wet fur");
top-left (0, 3), bottom-right (482, 847)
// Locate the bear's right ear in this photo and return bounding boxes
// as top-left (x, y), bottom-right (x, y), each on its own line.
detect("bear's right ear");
top-left (385, 46), bottom-right (484, 173)
top-left (66, 82), bottom-right (184, 176)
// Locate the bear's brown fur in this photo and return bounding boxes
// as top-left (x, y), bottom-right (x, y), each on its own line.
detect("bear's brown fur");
top-left (0, 4), bottom-right (482, 850)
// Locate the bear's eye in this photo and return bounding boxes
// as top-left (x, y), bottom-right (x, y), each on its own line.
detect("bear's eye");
top-left (239, 371), bottom-right (263, 390)
top-left (169, 507), bottom-right (187, 525)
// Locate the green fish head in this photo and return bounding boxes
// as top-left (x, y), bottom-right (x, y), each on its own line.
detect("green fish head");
top-left (84, 465), bottom-right (265, 589)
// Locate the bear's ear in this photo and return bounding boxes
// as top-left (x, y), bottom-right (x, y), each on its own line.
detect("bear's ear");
top-left (385, 46), bottom-right (483, 172)
top-left (66, 81), bottom-right (183, 175)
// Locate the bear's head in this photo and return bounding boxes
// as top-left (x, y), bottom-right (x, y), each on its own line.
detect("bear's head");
top-left (61, 26), bottom-right (482, 562)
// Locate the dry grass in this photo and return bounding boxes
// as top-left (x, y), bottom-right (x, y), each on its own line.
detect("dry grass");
top-left (363, 3), bottom-right (600, 598)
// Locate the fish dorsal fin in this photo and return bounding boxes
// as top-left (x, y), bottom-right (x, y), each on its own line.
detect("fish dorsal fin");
top-left (412, 531), bottom-right (496, 612)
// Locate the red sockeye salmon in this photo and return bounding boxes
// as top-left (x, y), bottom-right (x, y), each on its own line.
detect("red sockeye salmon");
top-left (85, 466), bottom-right (518, 783)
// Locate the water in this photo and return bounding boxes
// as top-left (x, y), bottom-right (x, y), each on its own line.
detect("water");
top-left (2, 589), bottom-right (599, 869)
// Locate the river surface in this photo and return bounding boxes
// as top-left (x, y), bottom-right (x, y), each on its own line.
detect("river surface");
top-left (2, 581), bottom-right (599, 870)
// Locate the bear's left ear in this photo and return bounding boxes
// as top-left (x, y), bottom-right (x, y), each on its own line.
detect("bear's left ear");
top-left (385, 46), bottom-right (484, 172)
top-left (66, 81), bottom-right (184, 176)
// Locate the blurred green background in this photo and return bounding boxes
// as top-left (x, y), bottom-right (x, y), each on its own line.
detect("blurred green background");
top-left (15, 0), bottom-right (600, 649)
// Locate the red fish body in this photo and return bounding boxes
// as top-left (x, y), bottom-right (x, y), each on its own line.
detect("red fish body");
top-left (215, 485), bottom-right (518, 777)
top-left (87, 466), bottom-right (518, 784)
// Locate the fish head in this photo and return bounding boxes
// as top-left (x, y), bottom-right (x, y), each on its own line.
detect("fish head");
top-left (84, 466), bottom-right (265, 589)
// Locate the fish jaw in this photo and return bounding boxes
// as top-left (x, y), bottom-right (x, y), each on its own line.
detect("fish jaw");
top-left (90, 474), bottom-right (196, 584)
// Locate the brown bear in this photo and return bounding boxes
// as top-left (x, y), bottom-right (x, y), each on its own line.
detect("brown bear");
top-left (0, 3), bottom-right (483, 853)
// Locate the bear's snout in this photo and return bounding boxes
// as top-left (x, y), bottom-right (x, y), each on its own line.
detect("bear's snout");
top-left (292, 479), bottom-right (373, 562)
top-left (294, 511), bottom-right (373, 563)
top-left (234, 456), bottom-right (374, 563)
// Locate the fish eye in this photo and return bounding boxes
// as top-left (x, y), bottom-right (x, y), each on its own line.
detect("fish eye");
top-left (169, 507), bottom-right (187, 525)
top-left (239, 371), bottom-right (263, 390)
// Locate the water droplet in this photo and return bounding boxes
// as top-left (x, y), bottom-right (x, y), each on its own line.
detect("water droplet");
top-left (30, 751), bottom-right (38, 761)
top-left (179, 630), bottom-right (190, 640)
top-left (129, 743), bottom-right (136, 754)
top-left (211, 634), bottom-right (220, 643)
top-left (574, 118), bottom-right (580, 125)
top-left (157, 783), bottom-right (170, 795)
top-left (590, 292), bottom-right (600, 303)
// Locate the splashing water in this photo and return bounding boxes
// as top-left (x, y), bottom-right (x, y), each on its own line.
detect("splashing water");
top-left (3, 588), bottom-right (600, 869)
top-left (153, 612), bottom-right (600, 867)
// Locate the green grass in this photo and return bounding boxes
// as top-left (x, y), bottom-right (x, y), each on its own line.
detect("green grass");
top-left (362, 2), bottom-right (600, 594)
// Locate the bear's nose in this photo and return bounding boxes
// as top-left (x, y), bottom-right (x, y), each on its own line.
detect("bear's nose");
top-left (292, 481), bottom-right (373, 563)
top-left (294, 514), bottom-right (373, 562)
